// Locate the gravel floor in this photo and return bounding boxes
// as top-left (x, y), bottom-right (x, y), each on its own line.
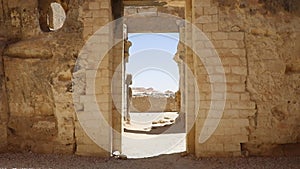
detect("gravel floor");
top-left (0, 153), bottom-right (299, 169)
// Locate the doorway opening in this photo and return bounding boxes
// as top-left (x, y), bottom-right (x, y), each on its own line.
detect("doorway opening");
top-left (121, 33), bottom-right (186, 158)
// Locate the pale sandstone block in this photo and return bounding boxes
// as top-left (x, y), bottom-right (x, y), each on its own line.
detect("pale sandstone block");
top-left (212, 14), bottom-right (218, 22)
top-left (231, 101), bottom-right (256, 110)
top-left (93, 17), bottom-right (110, 27)
top-left (232, 119), bottom-right (249, 127)
top-left (223, 110), bottom-right (240, 119)
top-left (222, 40), bottom-right (239, 48)
top-left (231, 66), bottom-right (248, 75)
top-left (100, 1), bottom-right (110, 9)
top-left (204, 6), bottom-right (218, 15)
top-left (93, 9), bottom-right (109, 17)
top-left (214, 127), bottom-right (225, 135)
top-left (203, 23), bottom-right (218, 32)
top-left (210, 74), bottom-right (225, 83)
top-left (196, 0), bottom-right (211, 7)
top-left (224, 143), bottom-right (240, 152)
top-left (82, 11), bottom-right (93, 18)
top-left (219, 119), bottom-right (233, 128)
top-left (212, 83), bottom-right (226, 92)
top-left (224, 127), bottom-right (241, 135)
top-left (194, 7), bottom-right (204, 17)
top-left (230, 83), bottom-right (246, 92)
top-left (228, 32), bottom-right (244, 40)
top-left (240, 93), bottom-right (250, 101)
top-left (226, 75), bottom-right (242, 83)
top-left (212, 32), bottom-right (228, 40)
top-left (239, 110), bottom-right (256, 118)
top-left (232, 135), bottom-right (248, 143)
top-left (226, 93), bottom-right (240, 100)
top-left (89, 2), bottom-right (100, 10)
top-left (207, 143), bottom-right (223, 152)
top-left (196, 15), bottom-right (212, 24)
top-left (231, 49), bottom-right (246, 57)
top-left (222, 57), bottom-right (240, 66)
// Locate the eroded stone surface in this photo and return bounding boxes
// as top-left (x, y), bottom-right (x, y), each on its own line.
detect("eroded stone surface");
top-left (0, 0), bottom-right (299, 157)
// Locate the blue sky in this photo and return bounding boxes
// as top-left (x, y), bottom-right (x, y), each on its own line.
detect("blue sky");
top-left (126, 33), bottom-right (180, 92)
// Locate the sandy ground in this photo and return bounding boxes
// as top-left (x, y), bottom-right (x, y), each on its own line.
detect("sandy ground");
top-left (0, 153), bottom-right (299, 169)
top-left (122, 112), bottom-right (186, 159)
top-left (122, 132), bottom-right (186, 158)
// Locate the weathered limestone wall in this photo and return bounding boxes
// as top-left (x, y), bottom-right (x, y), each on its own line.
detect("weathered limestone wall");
top-left (75, 0), bottom-right (114, 156)
top-left (192, 0), bottom-right (299, 156)
top-left (242, 5), bottom-right (300, 156)
top-left (0, 0), bottom-right (85, 154)
top-left (0, 0), bottom-right (114, 155)
top-left (0, 0), bottom-right (298, 158)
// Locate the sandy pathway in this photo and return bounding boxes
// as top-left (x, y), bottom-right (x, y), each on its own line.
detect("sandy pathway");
top-left (0, 153), bottom-right (299, 169)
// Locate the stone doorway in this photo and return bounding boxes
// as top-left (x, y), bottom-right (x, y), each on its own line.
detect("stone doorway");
top-left (121, 32), bottom-right (186, 158)
top-left (114, 0), bottom-right (193, 158)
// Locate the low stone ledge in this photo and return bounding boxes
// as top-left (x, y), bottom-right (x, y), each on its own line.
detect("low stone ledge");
top-left (4, 38), bottom-right (53, 59)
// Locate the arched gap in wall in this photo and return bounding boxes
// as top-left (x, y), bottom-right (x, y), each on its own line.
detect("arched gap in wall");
top-left (38, 0), bottom-right (67, 32)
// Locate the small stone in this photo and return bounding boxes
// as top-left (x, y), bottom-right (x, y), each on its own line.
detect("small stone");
top-left (231, 25), bottom-right (241, 32)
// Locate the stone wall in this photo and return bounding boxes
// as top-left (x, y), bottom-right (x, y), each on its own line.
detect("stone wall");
top-left (130, 96), bottom-right (179, 112)
top-left (0, 39), bottom-right (8, 152)
top-left (0, 0), bottom-right (298, 158)
top-left (192, 0), bottom-right (300, 156)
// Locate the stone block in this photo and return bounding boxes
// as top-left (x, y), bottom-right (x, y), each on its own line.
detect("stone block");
top-left (230, 83), bottom-right (246, 92)
top-left (76, 144), bottom-right (110, 157)
top-left (93, 9), bottom-right (109, 18)
top-left (224, 127), bottom-right (241, 135)
top-left (232, 135), bottom-right (248, 143)
top-left (222, 40), bottom-right (239, 48)
top-left (212, 14), bottom-right (218, 22)
top-left (239, 110), bottom-right (256, 118)
top-left (224, 143), bottom-right (240, 152)
top-left (223, 110), bottom-right (240, 119)
top-left (226, 75), bottom-right (242, 83)
top-left (222, 57), bottom-right (240, 66)
top-left (100, 1), bottom-right (110, 9)
top-left (232, 119), bottom-right (249, 127)
top-left (207, 143), bottom-right (223, 152)
top-left (204, 6), bottom-right (218, 15)
top-left (231, 101), bottom-right (256, 110)
top-left (196, 16), bottom-right (212, 24)
top-left (196, 0), bottom-right (211, 7)
top-left (212, 32), bottom-right (228, 40)
top-left (231, 66), bottom-right (248, 75)
top-left (89, 2), bottom-right (100, 10)
top-left (231, 49), bottom-right (246, 57)
top-left (240, 93), bottom-right (250, 101)
top-left (228, 32), bottom-right (244, 40)
top-left (203, 23), bottom-right (218, 32)
top-left (226, 93), bottom-right (240, 101)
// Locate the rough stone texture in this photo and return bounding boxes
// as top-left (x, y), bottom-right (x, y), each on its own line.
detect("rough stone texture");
top-left (130, 96), bottom-right (179, 112)
top-left (0, 39), bottom-right (8, 152)
top-left (0, 0), bottom-right (299, 158)
top-left (0, 0), bottom-right (84, 154)
top-left (192, 0), bottom-right (300, 156)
